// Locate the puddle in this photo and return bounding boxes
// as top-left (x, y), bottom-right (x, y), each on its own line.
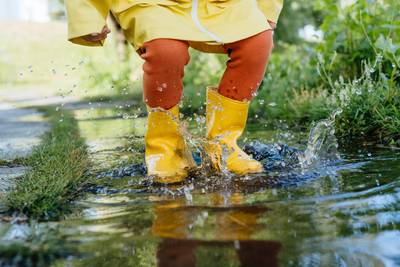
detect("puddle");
top-left (1, 105), bottom-right (400, 266)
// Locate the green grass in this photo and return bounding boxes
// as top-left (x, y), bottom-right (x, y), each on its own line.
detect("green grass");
top-left (333, 62), bottom-right (400, 144)
top-left (3, 106), bottom-right (90, 219)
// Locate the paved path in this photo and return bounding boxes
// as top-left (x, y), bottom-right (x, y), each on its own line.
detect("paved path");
top-left (0, 102), bottom-right (48, 160)
top-left (0, 100), bottom-right (49, 193)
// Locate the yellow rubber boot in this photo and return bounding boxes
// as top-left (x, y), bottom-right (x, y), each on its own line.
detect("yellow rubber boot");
top-left (145, 105), bottom-right (195, 183)
top-left (205, 87), bottom-right (263, 175)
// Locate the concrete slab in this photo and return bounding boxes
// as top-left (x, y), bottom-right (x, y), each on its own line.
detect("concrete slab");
top-left (0, 100), bottom-right (49, 194)
top-left (0, 102), bottom-right (49, 160)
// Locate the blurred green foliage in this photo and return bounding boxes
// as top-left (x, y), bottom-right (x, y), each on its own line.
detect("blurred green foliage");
top-left (274, 0), bottom-right (323, 44)
top-left (315, 0), bottom-right (400, 79)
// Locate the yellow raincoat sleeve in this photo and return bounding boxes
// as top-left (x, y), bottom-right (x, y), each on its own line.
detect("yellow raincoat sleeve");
top-left (65, 0), bottom-right (109, 46)
top-left (257, 0), bottom-right (284, 23)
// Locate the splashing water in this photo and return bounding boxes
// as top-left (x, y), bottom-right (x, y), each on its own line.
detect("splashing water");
top-left (298, 109), bottom-right (342, 168)
top-left (244, 109), bottom-right (343, 176)
top-left (101, 108), bottom-right (344, 183)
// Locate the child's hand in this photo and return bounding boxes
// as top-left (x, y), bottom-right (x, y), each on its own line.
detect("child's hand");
top-left (268, 20), bottom-right (277, 30)
top-left (83, 26), bottom-right (111, 42)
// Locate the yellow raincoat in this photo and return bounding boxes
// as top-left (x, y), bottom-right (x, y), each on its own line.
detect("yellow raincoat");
top-left (65, 0), bottom-right (283, 53)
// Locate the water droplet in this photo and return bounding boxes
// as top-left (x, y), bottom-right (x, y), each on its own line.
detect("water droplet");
top-left (183, 185), bottom-right (193, 204)
top-left (234, 240), bottom-right (240, 250)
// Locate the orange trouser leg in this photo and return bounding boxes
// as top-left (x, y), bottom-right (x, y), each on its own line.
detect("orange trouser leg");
top-left (141, 39), bottom-right (190, 109)
top-left (141, 30), bottom-right (273, 108)
top-left (219, 30), bottom-right (274, 101)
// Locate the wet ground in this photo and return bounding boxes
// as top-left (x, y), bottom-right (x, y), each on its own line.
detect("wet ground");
top-left (0, 101), bottom-right (49, 194)
top-left (1, 103), bottom-right (400, 266)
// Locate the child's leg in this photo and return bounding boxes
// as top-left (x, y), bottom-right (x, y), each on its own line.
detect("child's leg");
top-left (141, 39), bottom-right (190, 109)
top-left (141, 39), bottom-right (194, 183)
top-left (219, 30), bottom-right (274, 101)
top-left (205, 30), bottom-right (273, 175)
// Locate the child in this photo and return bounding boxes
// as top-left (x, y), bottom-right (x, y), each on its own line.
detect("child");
top-left (65, 0), bottom-right (283, 184)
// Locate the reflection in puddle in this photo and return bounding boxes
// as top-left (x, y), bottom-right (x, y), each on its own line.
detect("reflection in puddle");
top-left (156, 238), bottom-right (281, 267)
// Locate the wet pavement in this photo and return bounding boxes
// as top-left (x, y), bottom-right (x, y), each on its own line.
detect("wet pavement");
top-left (0, 101), bottom-right (48, 193)
top-left (0, 102), bottom-right (48, 161)
top-left (1, 104), bottom-right (400, 266)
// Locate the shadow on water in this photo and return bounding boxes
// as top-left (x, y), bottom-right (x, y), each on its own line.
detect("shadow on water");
top-left (1, 103), bottom-right (400, 266)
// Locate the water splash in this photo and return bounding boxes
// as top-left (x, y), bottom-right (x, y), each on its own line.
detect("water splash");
top-left (298, 109), bottom-right (342, 168)
top-left (96, 107), bottom-right (343, 188)
top-left (245, 109), bottom-right (342, 173)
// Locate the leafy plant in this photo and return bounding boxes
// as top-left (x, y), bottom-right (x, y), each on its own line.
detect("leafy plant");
top-left (315, 0), bottom-right (400, 80)
top-left (332, 59), bottom-right (400, 144)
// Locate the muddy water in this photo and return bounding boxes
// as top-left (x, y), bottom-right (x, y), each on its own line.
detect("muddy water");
top-left (2, 105), bottom-right (400, 267)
